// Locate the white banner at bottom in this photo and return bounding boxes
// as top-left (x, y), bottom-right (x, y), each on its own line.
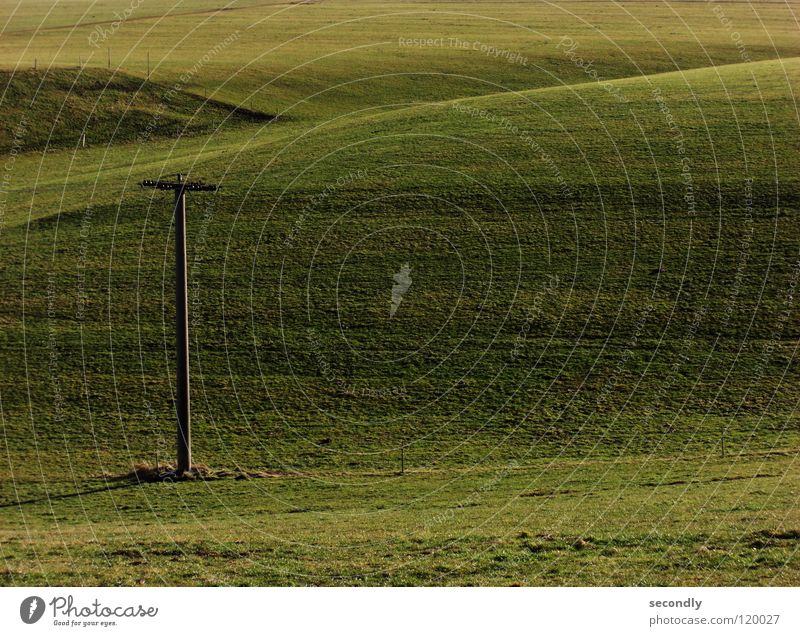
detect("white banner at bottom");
top-left (1, 587), bottom-right (796, 636)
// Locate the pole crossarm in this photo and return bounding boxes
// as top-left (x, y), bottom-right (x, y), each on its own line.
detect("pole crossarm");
top-left (141, 178), bottom-right (220, 192)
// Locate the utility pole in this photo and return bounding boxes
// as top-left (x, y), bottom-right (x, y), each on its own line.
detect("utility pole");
top-left (140, 174), bottom-right (219, 475)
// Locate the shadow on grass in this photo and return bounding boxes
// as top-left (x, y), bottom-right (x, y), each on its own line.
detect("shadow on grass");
top-left (109, 462), bottom-right (287, 482)
top-left (0, 463), bottom-right (243, 508)
top-left (0, 481), bottom-right (139, 509)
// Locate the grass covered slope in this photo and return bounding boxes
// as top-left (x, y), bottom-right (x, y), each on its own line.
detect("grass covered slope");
top-left (2, 454), bottom-right (798, 585)
top-left (2, 1), bottom-right (800, 120)
top-left (1, 0), bottom-right (799, 587)
top-left (0, 68), bottom-right (272, 152)
top-left (1, 56), bottom-right (798, 479)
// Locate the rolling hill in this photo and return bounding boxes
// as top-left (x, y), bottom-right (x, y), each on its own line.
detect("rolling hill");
top-left (1, 0), bottom-right (798, 587)
top-left (1, 56), bottom-right (798, 479)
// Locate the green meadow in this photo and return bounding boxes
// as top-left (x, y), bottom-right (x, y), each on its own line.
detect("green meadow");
top-left (0, 0), bottom-right (798, 585)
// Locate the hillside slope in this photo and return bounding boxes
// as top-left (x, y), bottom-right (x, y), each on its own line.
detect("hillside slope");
top-left (1, 57), bottom-right (799, 478)
top-left (0, 68), bottom-right (274, 152)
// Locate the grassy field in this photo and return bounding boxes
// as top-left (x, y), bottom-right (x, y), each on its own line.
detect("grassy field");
top-left (1, 0), bottom-right (799, 585)
top-left (3, 453), bottom-right (799, 586)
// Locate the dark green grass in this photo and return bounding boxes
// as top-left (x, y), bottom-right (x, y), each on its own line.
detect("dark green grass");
top-left (2, 57), bottom-right (798, 476)
top-left (0, 68), bottom-right (273, 152)
top-left (1, 0), bottom-right (799, 586)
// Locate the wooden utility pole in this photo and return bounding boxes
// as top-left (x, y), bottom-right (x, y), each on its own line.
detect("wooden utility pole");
top-left (140, 174), bottom-right (219, 475)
